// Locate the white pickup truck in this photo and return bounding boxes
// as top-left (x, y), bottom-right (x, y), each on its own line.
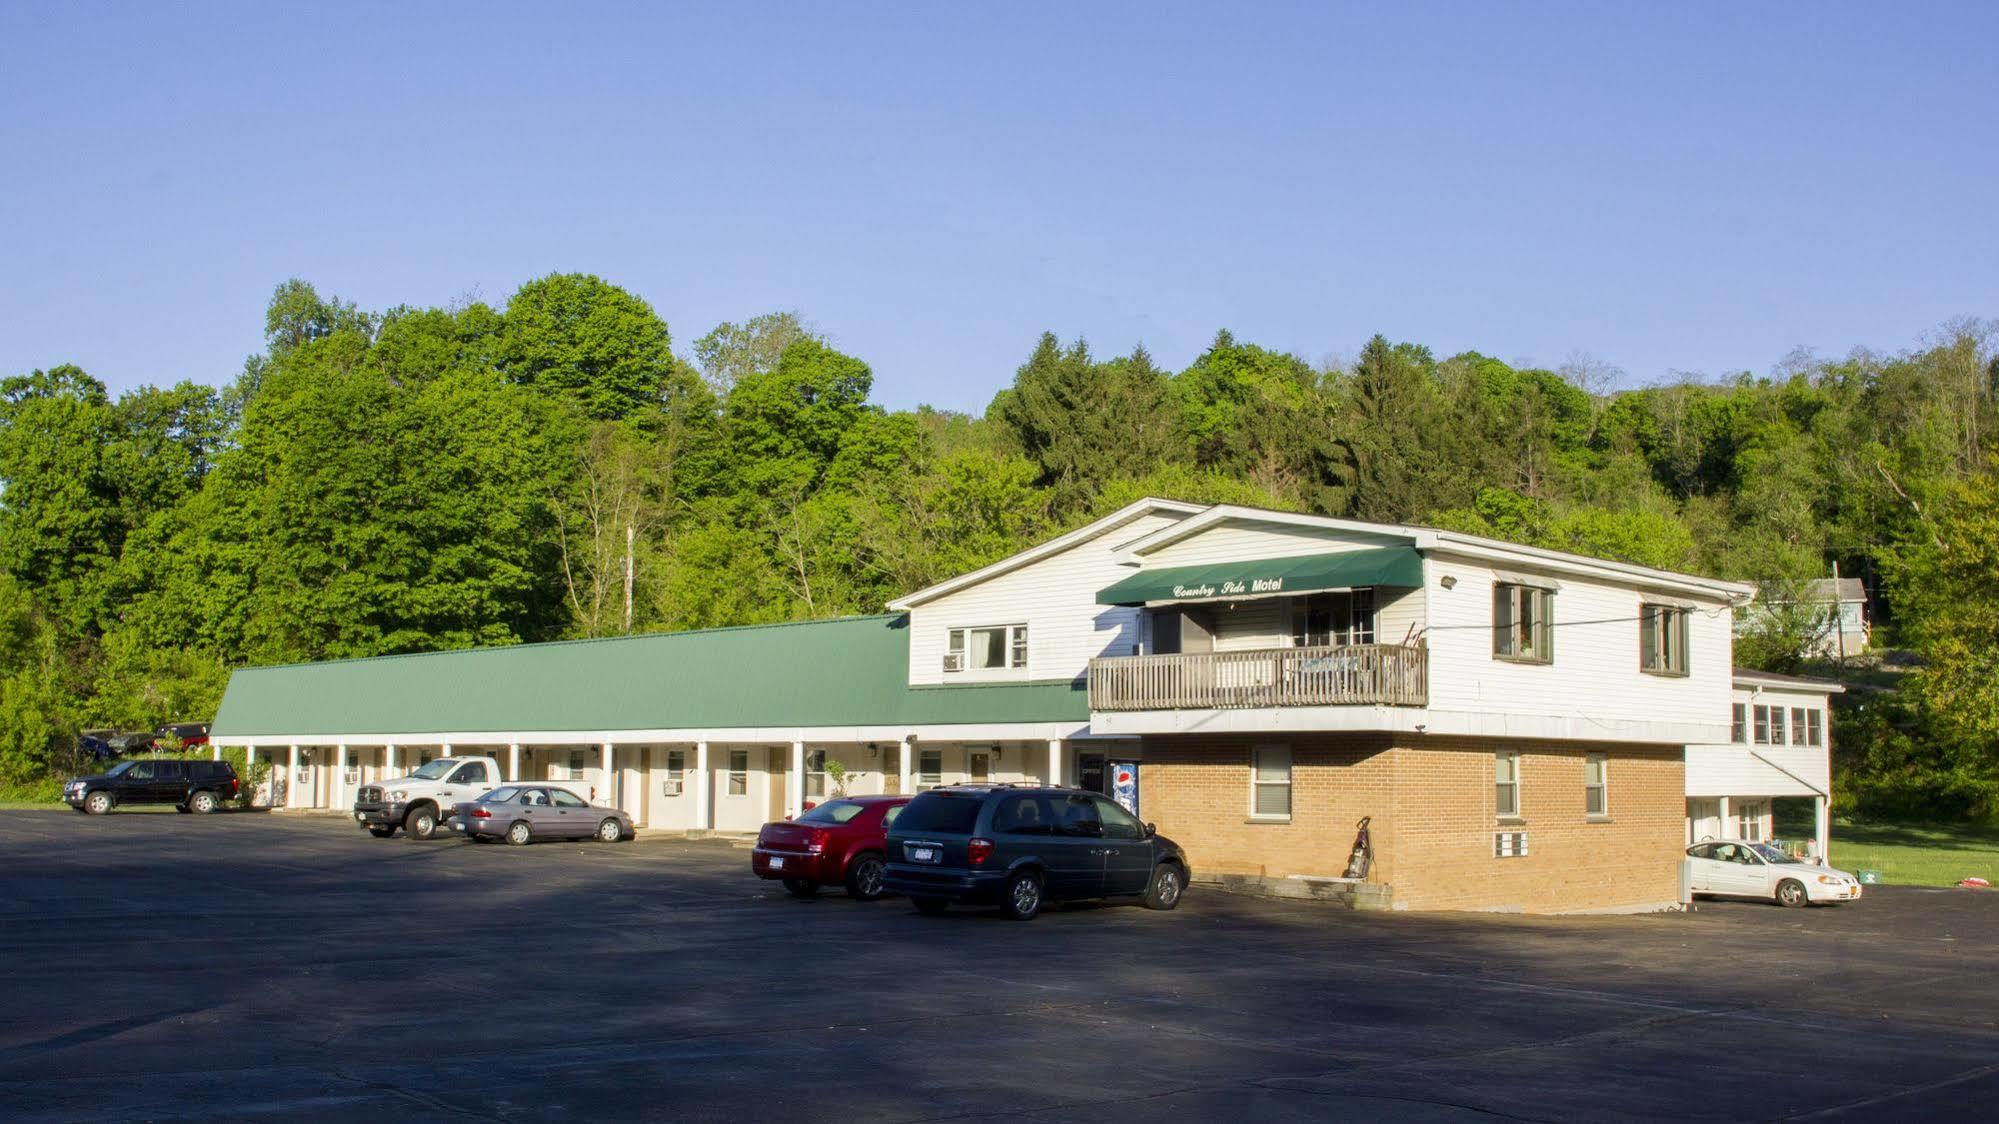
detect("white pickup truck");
top-left (351, 757), bottom-right (599, 840)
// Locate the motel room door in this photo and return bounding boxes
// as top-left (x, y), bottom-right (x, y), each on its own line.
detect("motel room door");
top-left (1687, 798), bottom-right (1722, 844)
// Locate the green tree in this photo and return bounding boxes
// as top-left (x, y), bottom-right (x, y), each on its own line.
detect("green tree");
top-left (501, 273), bottom-right (676, 419)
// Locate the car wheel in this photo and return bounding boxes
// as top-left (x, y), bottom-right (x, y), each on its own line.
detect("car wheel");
top-left (367, 825), bottom-right (396, 839)
top-left (596, 818), bottom-right (623, 843)
top-left (783, 878), bottom-right (818, 898)
top-left (912, 896), bottom-right (949, 915)
top-left (506, 820), bottom-right (533, 846)
top-left (189, 790), bottom-right (218, 814)
top-left (1143, 863), bottom-right (1185, 911)
top-left (845, 852), bottom-right (887, 901)
top-left (1001, 870), bottom-right (1044, 921)
top-left (405, 806), bottom-right (438, 840)
top-left (1776, 878), bottom-right (1808, 908)
top-left (84, 791), bottom-right (113, 815)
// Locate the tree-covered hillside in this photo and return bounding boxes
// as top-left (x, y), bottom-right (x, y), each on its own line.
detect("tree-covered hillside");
top-left (3, 277), bottom-right (1993, 816)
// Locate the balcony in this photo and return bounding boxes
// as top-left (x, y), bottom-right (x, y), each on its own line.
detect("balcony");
top-left (1087, 643), bottom-right (1428, 712)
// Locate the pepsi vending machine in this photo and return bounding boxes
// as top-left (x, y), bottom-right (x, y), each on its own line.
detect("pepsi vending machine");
top-left (1110, 761), bottom-right (1140, 818)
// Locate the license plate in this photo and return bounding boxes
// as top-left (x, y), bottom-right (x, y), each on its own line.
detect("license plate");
top-left (912, 847), bottom-right (937, 863)
top-left (768, 856), bottom-right (785, 870)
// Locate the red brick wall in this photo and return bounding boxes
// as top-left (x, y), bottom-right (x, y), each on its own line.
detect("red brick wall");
top-left (1139, 734), bottom-right (1685, 913)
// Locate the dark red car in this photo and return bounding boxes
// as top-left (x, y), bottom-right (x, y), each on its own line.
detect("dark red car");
top-left (752, 795), bottom-right (912, 900)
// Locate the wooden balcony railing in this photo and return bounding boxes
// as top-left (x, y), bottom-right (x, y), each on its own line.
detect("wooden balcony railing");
top-left (1087, 643), bottom-right (1428, 711)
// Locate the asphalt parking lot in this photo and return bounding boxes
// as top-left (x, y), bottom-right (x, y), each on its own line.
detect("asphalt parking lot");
top-left (3, 811), bottom-right (1996, 1122)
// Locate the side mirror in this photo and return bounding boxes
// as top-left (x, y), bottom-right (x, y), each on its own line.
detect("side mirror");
top-left (1145, 822), bottom-right (1157, 838)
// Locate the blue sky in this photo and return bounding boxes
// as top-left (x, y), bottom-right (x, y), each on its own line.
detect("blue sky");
top-left (3, 2), bottom-right (1994, 411)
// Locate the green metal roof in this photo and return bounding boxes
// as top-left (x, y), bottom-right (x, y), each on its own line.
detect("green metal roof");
top-left (1096, 546), bottom-right (1425, 606)
top-left (210, 615), bottom-right (1087, 738)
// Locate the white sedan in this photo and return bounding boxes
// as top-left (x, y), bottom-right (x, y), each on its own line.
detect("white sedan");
top-left (1686, 841), bottom-right (1862, 907)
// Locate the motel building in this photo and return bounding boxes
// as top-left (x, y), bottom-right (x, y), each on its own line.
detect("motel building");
top-left (209, 499), bottom-right (1843, 913)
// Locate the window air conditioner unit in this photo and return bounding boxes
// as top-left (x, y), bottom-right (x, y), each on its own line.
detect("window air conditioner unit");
top-left (943, 652), bottom-right (964, 672)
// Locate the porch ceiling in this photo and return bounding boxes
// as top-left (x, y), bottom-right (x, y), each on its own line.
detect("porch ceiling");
top-left (1095, 546), bottom-right (1424, 607)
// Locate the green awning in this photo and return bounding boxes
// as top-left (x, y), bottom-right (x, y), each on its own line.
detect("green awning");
top-left (1096, 547), bottom-right (1425, 606)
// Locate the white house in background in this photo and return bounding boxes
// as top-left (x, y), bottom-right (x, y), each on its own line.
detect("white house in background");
top-left (1736, 577), bottom-right (1870, 659)
top-left (1686, 668), bottom-right (1844, 859)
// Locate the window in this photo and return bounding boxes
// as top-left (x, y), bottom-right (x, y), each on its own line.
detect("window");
top-left (797, 800), bottom-right (865, 824)
top-left (896, 792), bottom-right (982, 833)
top-left (727, 750), bottom-right (748, 796)
top-left (1250, 746), bottom-right (1291, 819)
top-left (1790, 708), bottom-right (1809, 747)
top-left (1735, 799), bottom-right (1770, 842)
top-left (566, 749), bottom-right (586, 779)
top-left (992, 794), bottom-right (1054, 835)
top-left (917, 749), bottom-right (942, 790)
top-left (1094, 796), bottom-right (1144, 840)
top-left (1751, 704), bottom-right (1787, 746)
top-left (1495, 751), bottom-right (1521, 819)
top-left (1806, 709), bottom-right (1824, 747)
top-left (451, 762), bottom-right (488, 785)
top-left (805, 749), bottom-right (827, 799)
top-left (1291, 589), bottom-right (1376, 647)
top-left (1731, 703), bottom-right (1747, 743)
top-left (944, 625), bottom-right (1028, 673)
top-left (1057, 793), bottom-right (1103, 836)
top-left (551, 789), bottom-right (586, 808)
top-left (1493, 584), bottom-right (1554, 663)
top-left (1584, 753), bottom-right (1607, 818)
top-left (666, 750), bottom-right (685, 781)
top-left (1639, 604), bottom-right (1690, 675)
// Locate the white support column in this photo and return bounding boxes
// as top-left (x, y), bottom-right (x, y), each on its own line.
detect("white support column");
top-left (1047, 738), bottom-right (1064, 787)
top-left (334, 743), bottom-right (349, 810)
top-left (508, 742), bottom-right (520, 782)
top-left (898, 738), bottom-right (913, 795)
top-left (212, 743), bottom-right (222, 761)
top-left (287, 744), bottom-right (301, 809)
top-left (1815, 795), bottom-right (1831, 864)
top-left (789, 740), bottom-right (806, 817)
top-left (440, 741), bottom-right (453, 759)
top-left (694, 742), bottom-right (712, 830)
top-left (385, 743), bottom-right (398, 775)
top-left (1716, 796), bottom-right (1732, 838)
top-left (601, 742), bottom-right (615, 808)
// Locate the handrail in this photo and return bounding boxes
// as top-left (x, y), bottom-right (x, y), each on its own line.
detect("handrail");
top-left (1087, 643), bottom-right (1428, 711)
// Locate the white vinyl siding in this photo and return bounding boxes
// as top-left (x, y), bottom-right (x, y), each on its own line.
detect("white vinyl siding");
top-left (1424, 554), bottom-right (1733, 743)
top-left (1140, 520), bottom-right (1407, 566)
top-left (1250, 746), bottom-right (1291, 819)
top-left (1686, 686), bottom-right (1835, 798)
top-left (905, 511), bottom-right (1188, 686)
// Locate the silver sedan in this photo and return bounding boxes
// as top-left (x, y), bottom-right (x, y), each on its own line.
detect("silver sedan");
top-left (450, 785), bottom-right (633, 845)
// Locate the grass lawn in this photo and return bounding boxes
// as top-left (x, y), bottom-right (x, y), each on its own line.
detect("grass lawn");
top-left (1831, 821), bottom-right (1999, 887)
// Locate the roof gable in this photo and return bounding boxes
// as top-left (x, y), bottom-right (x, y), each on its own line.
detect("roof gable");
top-left (885, 498), bottom-right (1205, 611)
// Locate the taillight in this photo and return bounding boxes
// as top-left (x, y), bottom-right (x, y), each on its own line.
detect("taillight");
top-left (806, 829), bottom-right (828, 854)
top-left (471, 808), bottom-right (492, 818)
top-left (968, 838), bottom-right (994, 866)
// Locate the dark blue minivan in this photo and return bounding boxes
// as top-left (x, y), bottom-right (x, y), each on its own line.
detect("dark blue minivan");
top-left (882, 785), bottom-right (1189, 920)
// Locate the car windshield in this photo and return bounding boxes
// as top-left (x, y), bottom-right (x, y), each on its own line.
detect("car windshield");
top-left (894, 793), bottom-right (983, 834)
top-left (105, 761), bottom-right (136, 776)
top-left (797, 800), bottom-right (866, 825)
top-left (1749, 843), bottom-right (1801, 864)
top-left (408, 760), bottom-right (456, 780)
top-left (479, 787), bottom-right (522, 804)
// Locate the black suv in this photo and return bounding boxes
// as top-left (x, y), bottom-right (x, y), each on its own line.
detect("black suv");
top-left (65, 759), bottom-right (241, 815)
top-left (883, 785), bottom-right (1189, 920)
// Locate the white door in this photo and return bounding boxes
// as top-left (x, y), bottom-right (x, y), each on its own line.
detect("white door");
top-left (1708, 843), bottom-right (1766, 896)
top-left (1687, 799), bottom-right (1721, 844)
